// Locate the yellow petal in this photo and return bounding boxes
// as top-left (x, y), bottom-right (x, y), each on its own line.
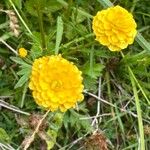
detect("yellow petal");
top-left (97, 36), bottom-right (109, 45)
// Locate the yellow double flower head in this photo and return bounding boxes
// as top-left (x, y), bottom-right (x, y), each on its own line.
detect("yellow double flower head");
top-left (29, 55), bottom-right (84, 112)
top-left (92, 5), bottom-right (137, 51)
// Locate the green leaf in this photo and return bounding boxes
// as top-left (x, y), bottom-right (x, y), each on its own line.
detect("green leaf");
top-left (72, 8), bottom-right (86, 23)
top-left (17, 67), bottom-right (31, 76)
top-left (82, 62), bottom-right (104, 79)
top-left (25, 0), bottom-right (46, 16)
top-left (0, 70), bottom-right (2, 77)
top-left (13, 0), bottom-right (22, 9)
top-left (136, 32), bottom-right (150, 52)
top-left (45, 0), bottom-right (63, 13)
top-left (97, 0), bottom-right (113, 8)
top-left (0, 22), bottom-right (9, 30)
top-left (63, 112), bottom-right (69, 129)
top-left (120, 51), bottom-right (148, 66)
top-left (10, 57), bottom-right (31, 68)
top-left (65, 23), bottom-right (77, 40)
top-left (69, 110), bottom-right (92, 132)
top-left (55, 16), bottom-right (63, 54)
top-left (70, 112), bottom-right (78, 127)
top-left (46, 129), bottom-right (57, 150)
top-left (30, 45), bottom-right (43, 59)
top-left (0, 128), bottom-right (11, 143)
top-left (14, 73), bottom-right (29, 89)
top-left (83, 76), bottom-right (98, 92)
top-left (73, 7), bottom-right (93, 19)
top-left (53, 112), bottom-right (63, 127)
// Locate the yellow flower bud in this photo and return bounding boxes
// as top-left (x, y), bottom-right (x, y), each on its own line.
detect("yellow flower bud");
top-left (18, 48), bottom-right (27, 57)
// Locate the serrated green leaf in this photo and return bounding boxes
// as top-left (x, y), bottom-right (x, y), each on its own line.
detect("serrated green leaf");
top-left (0, 128), bottom-right (11, 143)
top-left (45, 0), bottom-right (63, 13)
top-left (53, 112), bottom-right (63, 127)
top-left (46, 129), bottom-right (57, 150)
top-left (72, 8), bottom-right (86, 23)
top-left (69, 110), bottom-right (92, 132)
top-left (65, 23), bottom-right (77, 40)
top-left (30, 45), bottom-right (43, 59)
top-left (82, 62), bottom-right (104, 79)
top-left (25, 0), bottom-right (46, 16)
top-left (83, 76), bottom-right (98, 92)
top-left (76, 24), bottom-right (88, 35)
top-left (70, 113), bottom-right (78, 127)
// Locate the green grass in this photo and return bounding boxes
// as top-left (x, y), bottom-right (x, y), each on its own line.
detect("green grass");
top-left (0, 0), bottom-right (150, 150)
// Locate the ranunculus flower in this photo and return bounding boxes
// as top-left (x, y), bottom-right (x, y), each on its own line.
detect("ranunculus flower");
top-left (92, 6), bottom-right (137, 51)
top-left (29, 55), bottom-right (84, 112)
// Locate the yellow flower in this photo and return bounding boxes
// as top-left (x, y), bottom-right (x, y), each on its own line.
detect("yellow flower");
top-left (92, 5), bottom-right (137, 51)
top-left (29, 55), bottom-right (84, 112)
top-left (18, 48), bottom-right (27, 57)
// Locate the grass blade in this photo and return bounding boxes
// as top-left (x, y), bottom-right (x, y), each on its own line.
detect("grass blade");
top-left (129, 67), bottom-right (145, 150)
top-left (136, 32), bottom-right (150, 52)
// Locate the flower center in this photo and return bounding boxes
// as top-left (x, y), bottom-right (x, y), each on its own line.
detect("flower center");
top-left (50, 80), bottom-right (62, 90)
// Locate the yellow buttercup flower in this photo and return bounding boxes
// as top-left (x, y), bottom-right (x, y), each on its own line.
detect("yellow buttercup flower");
top-left (92, 5), bottom-right (137, 51)
top-left (29, 55), bottom-right (84, 112)
top-left (18, 48), bottom-right (27, 57)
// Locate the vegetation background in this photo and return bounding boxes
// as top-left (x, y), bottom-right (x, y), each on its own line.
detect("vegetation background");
top-left (0, 0), bottom-right (150, 149)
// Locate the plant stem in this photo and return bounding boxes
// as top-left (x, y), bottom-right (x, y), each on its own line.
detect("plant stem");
top-left (60, 33), bottom-right (94, 49)
top-left (8, 0), bottom-right (33, 36)
top-left (0, 38), bottom-right (18, 55)
top-left (90, 46), bottom-right (94, 77)
top-left (37, 9), bottom-right (46, 50)
top-left (106, 71), bottom-right (115, 117)
top-left (21, 82), bottom-right (28, 108)
top-left (129, 67), bottom-right (145, 150)
top-left (0, 100), bottom-right (30, 116)
top-left (23, 110), bottom-right (50, 150)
